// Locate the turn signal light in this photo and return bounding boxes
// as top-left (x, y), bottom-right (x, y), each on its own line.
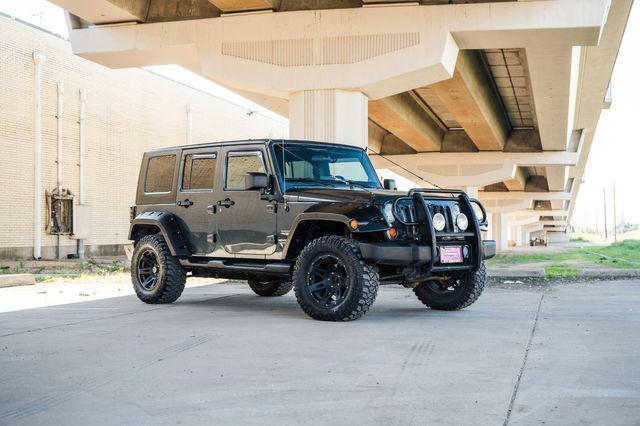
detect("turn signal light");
top-left (349, 219), bottom-right (359, 230)
top-left (387, 227), bottom-right (398, 240)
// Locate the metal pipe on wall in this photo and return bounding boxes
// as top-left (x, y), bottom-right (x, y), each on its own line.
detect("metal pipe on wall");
top-left (77, 89), bottom-right (86, 259)
top-left (56, 81), bottom-right (64, 259)
top-left (32, 51), bottom-right (46, 260)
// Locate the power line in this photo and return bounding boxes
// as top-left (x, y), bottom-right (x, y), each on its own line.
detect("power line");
top-left (367, 147), bottom-right (443, 189)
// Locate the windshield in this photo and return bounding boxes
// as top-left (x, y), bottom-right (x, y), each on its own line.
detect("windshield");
top-left (272, 142), bottom-right (382, 191)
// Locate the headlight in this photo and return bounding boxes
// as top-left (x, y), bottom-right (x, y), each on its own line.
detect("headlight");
top-left (456, 213), bottom-right (469, 231)
top-left (433, 212), bottom-right (446, 231)
top-left (450, 203), bottom-right (460, 218)
top-left (382, 202), bottom-right (395, 223)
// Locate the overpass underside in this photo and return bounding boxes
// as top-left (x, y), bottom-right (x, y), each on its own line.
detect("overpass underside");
top-left (52, 0), bottom-right (633, 249)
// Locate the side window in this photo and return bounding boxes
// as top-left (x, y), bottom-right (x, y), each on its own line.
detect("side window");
top-left (182, 153), bottom-right (216, 191)
top-left (226, 152), bottom-right (266, 190)
top-left (145, 154), bottom-right (176, 193)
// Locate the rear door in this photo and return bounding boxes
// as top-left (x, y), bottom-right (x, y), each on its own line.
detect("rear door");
top-left (175, 148), bottom-right (218, 255)
top-left (214, 146), bottom-right (278, 256)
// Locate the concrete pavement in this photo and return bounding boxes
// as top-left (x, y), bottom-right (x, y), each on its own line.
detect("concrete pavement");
top-left (0, 280), bottom-right (638, 425)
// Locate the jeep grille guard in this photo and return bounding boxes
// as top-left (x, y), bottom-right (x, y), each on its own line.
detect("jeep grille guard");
top-left (394, 188), bottom-right (488, 273)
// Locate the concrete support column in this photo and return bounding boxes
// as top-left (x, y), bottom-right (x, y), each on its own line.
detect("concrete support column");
top-left (289, 89), bottom-right (368, 148)
top-left (492, 213), bottom-right (509, 251)
top-left (465, 186), bottom-right (478, 199)
top-left (514, 225), bottom-right (523, 246)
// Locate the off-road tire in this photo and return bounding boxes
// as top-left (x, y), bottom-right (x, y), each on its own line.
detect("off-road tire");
top-left (248, 280), bottom-right (293, 297)
top-left (413, 261), bottom-right (486, 310)
top-left (293, 236), bottom-right (379, 321)
top-left (131, 234), bottom-right (186, 304)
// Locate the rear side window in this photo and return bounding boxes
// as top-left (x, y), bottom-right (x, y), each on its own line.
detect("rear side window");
top-left (182, 153), bottom-right (217, 191)
top-left (225, 152), bottom-right (266, 190)
top-left (145, 155), bottom-right (175, 193)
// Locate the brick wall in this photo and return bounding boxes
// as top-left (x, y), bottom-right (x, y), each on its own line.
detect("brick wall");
top-left (0, 16), bottom-right (287, 259)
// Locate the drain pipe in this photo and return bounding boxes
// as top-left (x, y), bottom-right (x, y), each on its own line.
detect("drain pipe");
top-left (56, 82), bottom-right (64, 193)
top-left (33, 51), bottom-right (45, 260)
top-left (77, 89), bottom-right (86, 259)
top-left (56, 81), bottom-right (64, 259)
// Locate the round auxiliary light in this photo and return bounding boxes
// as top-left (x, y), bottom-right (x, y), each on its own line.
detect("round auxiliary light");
top-left (382, 202), bottom-right (395, 223)
top-left (456, 213), bottom-right (469, 231)
top-left (349, 219), bottom-right (359, 230)
top-left (433, 213), bottom-right (446, 232)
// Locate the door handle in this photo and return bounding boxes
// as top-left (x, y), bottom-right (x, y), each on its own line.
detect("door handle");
top-left (177, 199), bottom-right (194, 208)
top-left (217, 198), bottom-right (235, 208)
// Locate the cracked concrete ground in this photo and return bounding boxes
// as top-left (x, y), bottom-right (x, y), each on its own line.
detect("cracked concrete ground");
top-left (0, 279), bottom-right (638, 425)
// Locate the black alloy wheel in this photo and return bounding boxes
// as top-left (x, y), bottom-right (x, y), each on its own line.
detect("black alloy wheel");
top-left (413, 261), bottom-right (486, 311)
top-left (136, 249), bottom-right (160, 291)
top-left (131, 234), bottom-right (186, 304)
top-left (307, 254), bottom-right (350, 308)
top-left (293, 235), bottom-right (379, 321)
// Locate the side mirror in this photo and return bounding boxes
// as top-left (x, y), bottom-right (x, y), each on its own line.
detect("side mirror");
top-left (245, 172), bottom-right (270, 191)
top-left (383, 179), bottom-right (397, 190)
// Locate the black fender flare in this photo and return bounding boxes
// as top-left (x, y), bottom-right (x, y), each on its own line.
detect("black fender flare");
top-left (281, 210), bottom-right (389, 259)
top-left (128, 211), bottom-right (191, 257)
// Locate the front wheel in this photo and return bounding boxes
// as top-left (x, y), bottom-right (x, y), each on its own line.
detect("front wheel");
top-left (413, 262), bottom-right (486, 310)
top-left (293, 236), bottom-right (379, 321)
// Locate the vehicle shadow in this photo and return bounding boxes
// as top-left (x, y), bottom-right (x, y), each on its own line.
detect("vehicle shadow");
top-left (175, 286), bottom-right (449, 322)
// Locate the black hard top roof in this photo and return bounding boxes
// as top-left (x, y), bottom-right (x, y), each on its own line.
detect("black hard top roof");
top-left (145, 139), bottom-right (366, 154)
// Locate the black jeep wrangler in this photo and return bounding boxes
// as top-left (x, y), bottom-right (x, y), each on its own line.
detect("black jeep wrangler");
top-left (129, 140), bottom-right (496, 321)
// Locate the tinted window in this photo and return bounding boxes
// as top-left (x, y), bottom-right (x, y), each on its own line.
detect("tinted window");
top-left (182, 154), bottom-right (216, 191)
top-left (226, 152), bottom-right (266, 190)
top-left (145, 155), bottom-right (175, 193)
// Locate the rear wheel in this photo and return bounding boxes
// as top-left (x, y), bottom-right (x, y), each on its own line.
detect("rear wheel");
top-left (293, 236), bottom-right (379, 321)
top-left (131, 234), bottom-right (186, 304)
top-left (248, 280), bottom-right (293, 297)
top-left (413, 261), bottom-right (486, 310)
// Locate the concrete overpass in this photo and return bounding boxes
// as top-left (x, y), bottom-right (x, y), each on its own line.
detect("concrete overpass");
top-left (50, 0), bottom-right (633, 249)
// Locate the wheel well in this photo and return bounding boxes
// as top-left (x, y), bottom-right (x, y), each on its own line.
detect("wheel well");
top-left (130, 224), bottom-right (161, 245)
top-left (285, 220), bottom-right (350, 260)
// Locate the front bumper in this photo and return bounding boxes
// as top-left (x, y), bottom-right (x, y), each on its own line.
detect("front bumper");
top-left (359, 240), bottom-right (496, 266)
top-left (359, 242), bottom-right (431, 265)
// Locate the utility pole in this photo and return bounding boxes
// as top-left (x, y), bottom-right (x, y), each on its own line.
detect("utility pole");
top-left (603, 187), bottom-right (608, 241)
top-left (613, 181), bottom-right (618, 242)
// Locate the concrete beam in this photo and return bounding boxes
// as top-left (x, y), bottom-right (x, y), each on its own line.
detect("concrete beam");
top-left (369, 94), bottom-right (443, 151)
top-left (375, 151), bottom-right (579, 167)
top-left (428, 50), bottom-right (509, 150)
top-left (56, 0), bottom-right (148, 24)
top-left (540, 220), bottom-right (568, 227)
top-left (209, 0), bottom-right (278, 12)
top-left (59, 0), bottom-right (609, 101)
top-left (503, 167), bottom-right (528, 191)
top-left (480, 191), bottom-right (572, 201)
top-left (527, 45), bottom-right (575, 150)
top-left (545, 165), bottom-right (568, 192)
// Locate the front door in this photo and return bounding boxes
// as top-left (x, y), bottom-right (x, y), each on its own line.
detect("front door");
top-left (175, 148), bottom-right (218, 255)
top-left (215, 147), bottom-right (278, 256)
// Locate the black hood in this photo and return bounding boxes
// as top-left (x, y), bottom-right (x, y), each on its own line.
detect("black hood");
top-left (287, 187), bottom-right (407, 205)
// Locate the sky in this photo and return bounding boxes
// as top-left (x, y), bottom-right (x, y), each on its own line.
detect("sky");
top-left (1, 0), bottom-right (638, 229)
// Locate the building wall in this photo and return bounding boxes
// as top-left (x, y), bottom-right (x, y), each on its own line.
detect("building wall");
top-left (0, 16), bottom-right (287, 259)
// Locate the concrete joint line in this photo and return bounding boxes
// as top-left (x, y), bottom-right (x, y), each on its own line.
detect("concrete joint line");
top-left (503, 292), bottom-right (545, 426)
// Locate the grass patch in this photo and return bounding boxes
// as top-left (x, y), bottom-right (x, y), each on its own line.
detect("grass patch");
top-left (0, 261), bottom-right (27, 275)
top-left (487, 240), bottom-right (640, 270)
top-left (545, 265), bottom-right (580, 278)
top-left (570, 236), bottom-right (589, 243)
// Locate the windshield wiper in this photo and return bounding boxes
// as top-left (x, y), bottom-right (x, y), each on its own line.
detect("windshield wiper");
top-left (332, 177), bottom-right (371, 190)
top-left (287, 178), bottom-right (334, 187)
